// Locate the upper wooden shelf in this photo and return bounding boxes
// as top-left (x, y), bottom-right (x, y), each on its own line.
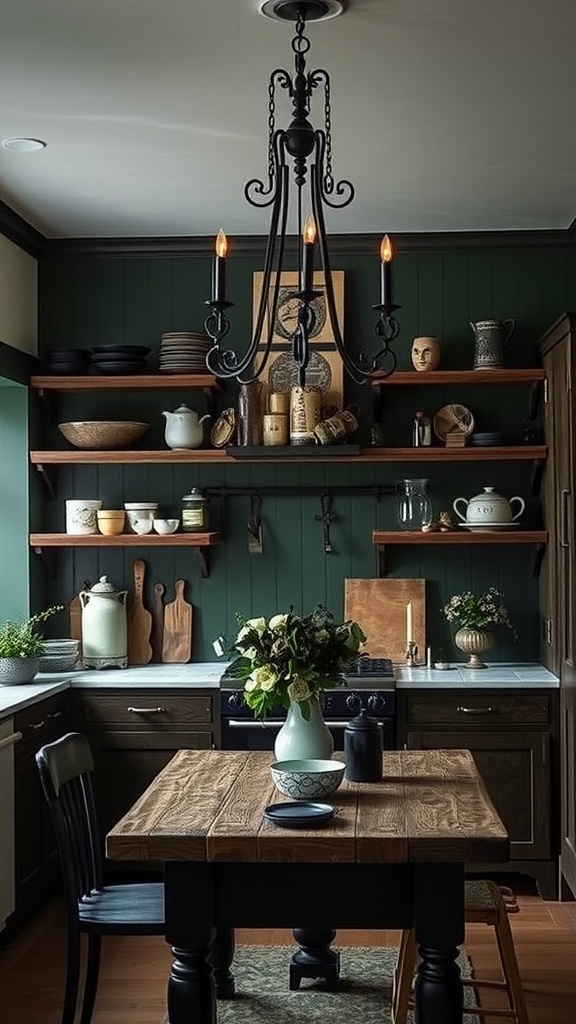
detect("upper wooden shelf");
top-left (370, 369), bottom-right (545, 387)
top-left (29, 532), bottom-right (220, 547)
top-left (30, 445), bottom-right (547, 466)
top-left (29, 373), bottom-right (220, 392)
top-left (372, 530), bottom-right (548, 545)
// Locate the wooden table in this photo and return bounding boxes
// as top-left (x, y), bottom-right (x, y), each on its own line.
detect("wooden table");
top-left (106, 748), bottom-right (509, 1024)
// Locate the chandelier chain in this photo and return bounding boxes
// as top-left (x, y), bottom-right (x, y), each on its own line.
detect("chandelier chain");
top-left (267, 78), bottom-right (277, 188)
top-left (323, 77), bottom-right (334, 194)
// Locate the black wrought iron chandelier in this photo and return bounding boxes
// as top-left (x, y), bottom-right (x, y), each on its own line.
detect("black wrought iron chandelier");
top-left (204, 0), bottom-right (401, 386)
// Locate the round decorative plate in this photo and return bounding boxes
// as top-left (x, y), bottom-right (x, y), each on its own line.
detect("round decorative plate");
top-left (268, 350), bottom-right (332, 393)
top-left (433, 403), bottom-right (475, 441)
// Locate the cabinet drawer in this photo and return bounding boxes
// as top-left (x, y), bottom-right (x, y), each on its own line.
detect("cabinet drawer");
top-left (78, 692), bottom-right (213, 727)
top-left (404, 693), bottom-right (549, 725)
top-left (15, 694), bottom-right (67, 754)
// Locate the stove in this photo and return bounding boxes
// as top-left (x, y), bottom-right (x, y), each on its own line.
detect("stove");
top-left (219, 657), bottom-right (397, 751)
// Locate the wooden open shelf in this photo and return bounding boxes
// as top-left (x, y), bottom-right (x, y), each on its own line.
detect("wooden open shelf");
top-left (30, 445), bottom-right (547, 466)
top-left (29, 531), bottom-right (221, 578)
top-left (30, 373), bottom-right (220, 392)
top-left (370, 369), bottom-right (545, 387)
top-left (372, 529), bottom-right (548, 577)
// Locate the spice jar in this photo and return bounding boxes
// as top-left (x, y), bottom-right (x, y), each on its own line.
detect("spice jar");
top-left (181, 487), bottom-right (209, 532)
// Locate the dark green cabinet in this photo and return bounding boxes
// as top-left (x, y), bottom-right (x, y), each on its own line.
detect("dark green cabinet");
top-left (399, 688), bottom-right (559, 898)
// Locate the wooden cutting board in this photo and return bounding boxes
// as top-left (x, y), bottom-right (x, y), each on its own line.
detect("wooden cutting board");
top-left (127, 559), bottom-right (153, 665)
top-left (69, 580), bottom-right (91, 657)
top-left (162, 579), bottom-right (193, 663)
top-left (150, 582), bottom-right (166, 663)
top-left (344, 578), bottom-right (426, 665)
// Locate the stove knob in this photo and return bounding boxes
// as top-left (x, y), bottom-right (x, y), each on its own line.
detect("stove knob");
top-left (227, 692), bottom-right (244, 710)
top-left (367, 693), bottom-right (385, 715)
top-left (346, 692), bottom-right (363, 714)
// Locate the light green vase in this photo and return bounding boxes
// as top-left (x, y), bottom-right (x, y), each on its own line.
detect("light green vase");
top-left (273, 695), bottom-right (334, 761)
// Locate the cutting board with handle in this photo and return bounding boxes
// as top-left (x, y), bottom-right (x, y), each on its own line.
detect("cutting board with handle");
top-left (344, 578), bottom-right (426, 665)
top-left (150, 582), bottom-right (166, 663)
top-left (127, 558), bottom-right (153, 665)
top-left (162, 579), bottom-right (193, 663)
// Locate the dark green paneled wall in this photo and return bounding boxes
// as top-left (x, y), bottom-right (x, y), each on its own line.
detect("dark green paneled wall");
top-left (36, 241), bottom-right (576, 661)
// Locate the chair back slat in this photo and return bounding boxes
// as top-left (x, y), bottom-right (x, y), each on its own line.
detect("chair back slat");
top-left (36, 732), bottom-right (104, 904)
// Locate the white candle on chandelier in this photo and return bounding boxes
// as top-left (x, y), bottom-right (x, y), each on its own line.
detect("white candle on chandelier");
top-left (380, 234), bottom-right (393, 307)
top-left (406, 601), bottom-right (414, 644)
top-left (213, 228), bottom-right (228, 302)
top-left (302, 216), bottom-right (316, 294)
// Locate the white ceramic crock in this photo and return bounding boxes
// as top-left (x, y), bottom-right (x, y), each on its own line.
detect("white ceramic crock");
top-left (453, 486), bottom-right (525, 525)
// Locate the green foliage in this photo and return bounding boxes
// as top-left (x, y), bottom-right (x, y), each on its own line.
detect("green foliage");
top-left (441, 588), bottom-right (518, 639)
top-left (0, 605), bottom-right (64, 658)
top-left (232, 605), bottom-right (366, 720)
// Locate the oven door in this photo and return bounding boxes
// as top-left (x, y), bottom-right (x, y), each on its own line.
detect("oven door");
top-left (220, 715), bottom-right (395, 752)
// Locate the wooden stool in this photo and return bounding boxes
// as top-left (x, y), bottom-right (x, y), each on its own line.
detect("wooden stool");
top-left (392, 879), bottom-right (529, 1024)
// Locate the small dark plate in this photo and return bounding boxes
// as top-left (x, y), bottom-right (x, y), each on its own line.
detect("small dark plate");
top-left (92, 344), bottom-right (151, 356)
top-left (91, 361), bottom-right (147, 374)
top-left (264, 801), bottom-right (334, 828)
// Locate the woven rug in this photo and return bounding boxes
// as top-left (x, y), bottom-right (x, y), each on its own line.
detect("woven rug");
top-left (162, 944), bottom-right (478, 1023)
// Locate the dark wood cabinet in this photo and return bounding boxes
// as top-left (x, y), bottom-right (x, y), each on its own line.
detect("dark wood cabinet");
top-left (538, 312), bottom-right (576, 897)
top-left (13, 692), bottom-right (68, 929)
top-left (71, 688), bottom-right (219, 862)
top-left (398, 688), bottom-right (559, 898)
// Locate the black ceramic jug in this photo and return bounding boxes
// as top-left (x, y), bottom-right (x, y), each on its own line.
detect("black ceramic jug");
top-left (344, 710), bottom-right (383, 782)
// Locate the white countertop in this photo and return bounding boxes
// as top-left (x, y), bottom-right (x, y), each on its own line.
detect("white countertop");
top-left (0, 660), bottom-right (559, 720)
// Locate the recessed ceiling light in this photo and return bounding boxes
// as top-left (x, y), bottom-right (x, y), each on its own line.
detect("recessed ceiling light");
top-left (2, 137), bottom-right (47, 152)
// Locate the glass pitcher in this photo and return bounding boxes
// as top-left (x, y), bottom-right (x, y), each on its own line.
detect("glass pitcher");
top-left (396, 478), bottom-right (433, 531)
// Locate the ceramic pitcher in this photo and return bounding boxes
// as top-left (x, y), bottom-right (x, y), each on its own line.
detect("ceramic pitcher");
top-left (163, 404), bottom-right (211, 449)
top-left (470, 319), bottom-right (516, 369)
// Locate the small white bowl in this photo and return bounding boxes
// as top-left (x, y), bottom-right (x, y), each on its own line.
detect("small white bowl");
top-left (131, 517), bottom-right (153, 535)
top-left (270, 759), bottom-right (345, 799)
top-left (153, 518), bottom-right (180, 534)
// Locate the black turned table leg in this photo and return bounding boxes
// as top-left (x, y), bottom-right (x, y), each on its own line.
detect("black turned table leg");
top-left (168, 943), bottom-right (215, 1024)
top-left (413, 945), bottom-right (463, 1024)
top-left (210, 927), bottom-right (236, 999)
top-left (289, 928), bottom-right (340, 990)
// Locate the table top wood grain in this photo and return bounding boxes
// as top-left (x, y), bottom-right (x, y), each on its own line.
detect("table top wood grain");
top-left (106, 749), bottom-right (509, 866)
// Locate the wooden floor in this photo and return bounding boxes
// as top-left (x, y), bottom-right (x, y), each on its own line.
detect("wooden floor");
top-left (1, 882), bottom-right (576, 1024)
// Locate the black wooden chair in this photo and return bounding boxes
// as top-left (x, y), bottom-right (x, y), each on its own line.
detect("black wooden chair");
top-left (35, 731), bottom-right (165, 1024)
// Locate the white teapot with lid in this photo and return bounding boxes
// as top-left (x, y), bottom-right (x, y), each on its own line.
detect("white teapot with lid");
top-left (453, 486), bottom-right (525, 526)
top-left (163, 404), bottom-right (211, 450)
top-left (79, 576), bottom-right (128, 669)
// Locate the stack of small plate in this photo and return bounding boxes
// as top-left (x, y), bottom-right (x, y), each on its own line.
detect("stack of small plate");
top-left (39, 638), bottom-right (80, 673)
top-left (43, 348), bottom-right (91, 375)
top-left (90, 344), bottom-right (150, 375)
top-left (470, 432), bottom-right (510, 446)
top-left (159, 332), bottom-right (210, 374)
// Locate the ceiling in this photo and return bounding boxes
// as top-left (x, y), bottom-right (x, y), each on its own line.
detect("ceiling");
top-left (1, 0), bottom-right (575, 240)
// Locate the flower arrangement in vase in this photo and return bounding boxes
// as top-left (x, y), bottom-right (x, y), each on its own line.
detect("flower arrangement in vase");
top-left (231, 606), bottom-right (366, 759)
top-left (441, 588), bottom-right (517, 669)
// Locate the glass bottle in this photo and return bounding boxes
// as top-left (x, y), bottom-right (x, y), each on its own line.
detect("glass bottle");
top-left (395, 478), bottom-right (433, 531)
top-left (412, 410), bottom-right (432, 447)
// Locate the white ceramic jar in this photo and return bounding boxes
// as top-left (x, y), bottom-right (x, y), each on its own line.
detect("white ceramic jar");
top-left (453, 486), bottom-right (525, 525)
top-left (79, 576), bottom-right (128, 669)
top-left (65, 499), bottom-right (102, 535)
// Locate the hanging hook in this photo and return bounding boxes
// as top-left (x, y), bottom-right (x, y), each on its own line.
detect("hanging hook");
top-left (247, 492), bottom-right (263, 555)
top-left (315, 492), bottom-right (334, 554)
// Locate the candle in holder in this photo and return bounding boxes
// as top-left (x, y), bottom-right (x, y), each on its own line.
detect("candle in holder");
top-left (406, 600), bottom-right (413, 645)
top-left (212, 228), bottom-right (228, 302)
top-left (379, 233), bottom-right (393, 307)
top-left (301, 216), bottom-right (316, 294)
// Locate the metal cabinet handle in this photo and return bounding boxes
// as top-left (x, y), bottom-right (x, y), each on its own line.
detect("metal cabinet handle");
top-left (47, 710), bottom-right (63, 720)
top-left (0, 731), bottom-right (23, 751)
top-left (29, 719), bottom-right (46, 730)
top-left (456, 705), bottom-right (495, 715)
top-left (127, 706), bottom-right (167, 714)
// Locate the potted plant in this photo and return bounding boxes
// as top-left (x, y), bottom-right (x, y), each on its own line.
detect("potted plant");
top-left (441, 587), bottom-right (518, 669)
top-left (0, 605), bottom-right (64, 685)
top-left (231, 605), bottom-right (366, 759)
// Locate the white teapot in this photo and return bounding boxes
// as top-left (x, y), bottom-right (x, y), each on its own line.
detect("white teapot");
top-left (162, 404), bottom-right (211, 450)
top-left (453, 486), bottom-right (525, 526)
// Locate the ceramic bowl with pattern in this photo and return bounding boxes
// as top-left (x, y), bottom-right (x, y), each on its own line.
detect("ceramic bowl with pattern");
top-left (270, 759), bottom-right (345, 799)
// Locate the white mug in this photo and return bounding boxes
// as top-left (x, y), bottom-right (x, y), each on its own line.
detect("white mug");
top-left (66, 499), bottom-right (102, 535)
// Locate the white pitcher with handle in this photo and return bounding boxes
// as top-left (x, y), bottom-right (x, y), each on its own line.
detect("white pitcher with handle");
top-left (453, 486), bottom-right (525, 526)
top-left (162, 404), bottom-right (211, 449)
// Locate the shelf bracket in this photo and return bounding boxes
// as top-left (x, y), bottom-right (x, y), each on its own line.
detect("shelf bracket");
top-left (34, 462), bottom-right (57, 500)
top-left (196, 547), bottom-right (210, 578)
top-left (33, 546), bottom-right (58, 579)
top-left (376, 544), bottom-right (387, 578)
top-left (34, 387), bottom-right (58, 423)
top-left (531, 542), bottom-right (546, 578)
top-left (202, 386), bottom-right (218, 420)
top-left (530, 458), bottom-right (544, 497)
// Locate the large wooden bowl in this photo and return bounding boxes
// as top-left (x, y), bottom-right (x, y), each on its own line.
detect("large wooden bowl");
top-left (58, 420), bottom-right (149, 449)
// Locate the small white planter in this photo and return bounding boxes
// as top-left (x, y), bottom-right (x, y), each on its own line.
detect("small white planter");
top-left (0, 656), bottom-right (40, 685)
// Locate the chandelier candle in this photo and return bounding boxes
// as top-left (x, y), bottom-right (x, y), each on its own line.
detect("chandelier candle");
top-left (212, 229), bottom-right (227, 303)
top-left (380, 234), bottom-right (393, 307)
top-left (302, 216), bottom-right (316, 294)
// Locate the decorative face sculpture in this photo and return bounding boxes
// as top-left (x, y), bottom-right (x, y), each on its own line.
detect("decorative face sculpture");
top-left (411, 336), bottom-right (440, 372)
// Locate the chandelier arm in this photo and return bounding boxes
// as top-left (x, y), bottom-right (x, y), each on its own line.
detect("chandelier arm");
top-left (314, 128), bottom-right (354, 208)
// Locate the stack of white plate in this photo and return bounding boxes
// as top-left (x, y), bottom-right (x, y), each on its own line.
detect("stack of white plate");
top-left (39, 638), bottom-right (80, 673)
top-left (159, 331), bottom-right (210, 374)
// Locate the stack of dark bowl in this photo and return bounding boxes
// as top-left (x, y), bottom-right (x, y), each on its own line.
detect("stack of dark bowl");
top-left (90, 344), bottom-right (150, 375)
top-left (43, 348), bottom-right (91, 375)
